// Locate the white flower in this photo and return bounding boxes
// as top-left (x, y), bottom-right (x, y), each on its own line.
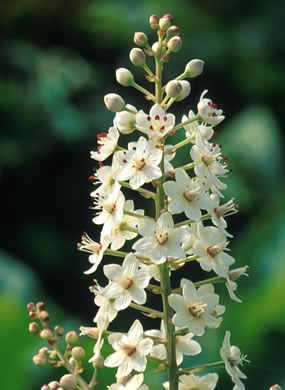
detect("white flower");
top-left (145, 321), bottom-right (201, 365)
top-left (101, 253), bottom-right (150, 311)
top-left (168, 278), bottom-right (225, 336)
top-left (110, 200), bottom-right (143, 250)
top-left (183, 110), bottom-right (214, 141)
top-left (197, 90), bottom-right (225, 126)
top-left (89, 316), bottom-right (108, 363)
top-left (104, 319), bottom-right (153, 378)
top-left (114, 136), bottom-right (162, 189)
top-left (207, 194), bottom-right (238, 237)
top-left (91, 283), bottom-right (118, 324)
top-left (190, 132), bottom-right (228, 191)
top-left (226, 266), bottom-right (249, 303)
top-left (91, 127), bottom-right (119, 161)
top-left (133, 212), bottom-right (187, 264)
top-left (92, 181), bottom-right (125, 235)
top-left (108, 374), bottom-right (148, 390)
top-left (163, 373), bottom-right (219, 390)
top-left (220, 331), bottom-right (248, 390)
top-left (91, 155), bottom-right (121, 196)
top-left (164, 144), bottom-right (176, 173)
top-left (114, 104), bottom-right (137, 134)
top-left (193, 224), bottom-right (235, 278)
top-left (136, 104), bottom-right (175, 140)
top-left (163, 168), bottom-right (217, 220)
top-left (78, 233), bottom-right (111, 274)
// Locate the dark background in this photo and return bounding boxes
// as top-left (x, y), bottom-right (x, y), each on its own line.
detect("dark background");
top-left (0, 0), bottom-right (285, 389)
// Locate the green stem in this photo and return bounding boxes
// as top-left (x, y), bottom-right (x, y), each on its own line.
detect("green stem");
top-left (172, 114), bottom-right (200, 132)
top-left (166, 135), bottom-right (195, 154)
top-left (130, 303), bottom-right (163, 318)
top-left (123, 209), bottom-right (155, 221)
top-left (178, 360), bottom-right (224, 376)
top-left (142, 62), bottom-right (155, 77)
top-left (132, 81), bottom-right (155, 100)
top-left (118, 180), bottom-right (156, 198)
top-left (120, 224), bottom-right (139, 235)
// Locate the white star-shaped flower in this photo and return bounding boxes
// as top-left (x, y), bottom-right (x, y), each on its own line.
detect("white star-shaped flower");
top-left (114, 136), bottom-right (162, 189)
top-left (136, 104), bottom-right (175, 140)
top-left (104, 319), bottom-right (153, 378)
top-left (183, 110), bottom-right (214, 142)
top-left (197, 90), bottom-right (225, 126)
top-left (190, 132), bottom-right (228, 190)
top-left (91, 127), bottom-right (119, 161)
top-left (168, 278), bottom-right (225, 336)
top-left (91, 154), bottom-right (121, 196)
top-left (145, 320), bottom-right (201, 365)
top-left (220, 331), bottom-right (248, 390)
top-left (101, 253), bottom-right (150, 311)
top-left (91, 283), bottom-right (118, 324)
top-left (92, 181), bottom-right (125, 235)
top-left (163, 168), bottom-right (217, 220)
top-left (133, 212), bottom-right (187, 264)
top-left (193, 224), bottom-right (235, 278)
top-left (114, 104), bottom-right (137, 134)
top-left (78, 233), bottom-right (111, 274)
top-left (207, 194), bottom-right (238, 238)
top-left (163, 373), bottom-right (219, 390)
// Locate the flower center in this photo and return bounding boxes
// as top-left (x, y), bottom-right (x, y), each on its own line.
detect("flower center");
top-left (183, 186), bottom-right (199, 202)
top-left (122, 344), bottom-right (136, 356)
top-left (201, 154), bottom-right (215, 166)
top-left (188, 302), bottom-right (207, 318)
top-left (207, 242), bottom-right (227, 257)
top-left (155, 231), bottom-right (169, 245)
top-left (103, 202), bottom-right (116, 214)
top-left (133, 157), bottom-right (146, 171)
top-left (119, 277), bottom-right (133, 290)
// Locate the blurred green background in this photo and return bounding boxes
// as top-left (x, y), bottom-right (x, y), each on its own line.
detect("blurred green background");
top-left (1, 0), bottom-right (285, 389)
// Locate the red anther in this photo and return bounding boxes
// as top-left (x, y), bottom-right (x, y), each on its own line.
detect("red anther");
top-left (208, 102), bottom-right (217, 109)
top-left (212, 112), bottom-right (217, 117)
top-left (222, 155), bottom-right (228, 162)
top-left (98, 161), bottom-right (103, 167)
top-left (147, 116), bottom-right (151, 121)
top-left (97, 145), bottom-right (102, 152)
top-left (163, 116), bottom-right (167, 121)
top-left (213, 131), bottom-right (219, 137)
top-left (140, 158), bottom-right (145, 162)
top-left (97, 132), bottom-right (107, 139)
top-left (212, 143), bottom-right (216, 147)
top-left (132, 146), bottom-right (137, 150)
top-left (149, 125), bottom-right (153, 130)
top-left (154, 115), bottom-right (160, 120)
top-left (122, 159), bottom-right (128, 163)
top-left (88, 175), bottom-right (95, 181)
top-left (160, 126), bottom-right (165, 131)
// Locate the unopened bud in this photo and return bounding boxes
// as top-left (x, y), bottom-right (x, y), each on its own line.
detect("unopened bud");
top-left (229, 266), bottom-right (249, 281)
top-left (92, 355), bottom-right (104, 369)
top-left (166, 25), bottom-right (180, 38)
top-left (149, 14), bottom-right (160, 30)
top-left (71, 346), bottom-right (85, 361)
top-left (40, 328), bottom-right (53, 341)
top-left (27, 302), bottom-right (35, 311)
top-left (33, 353), bottom-right (48, 366)
top-left (129, 48), bottom-right (145, 66)
top-left (167, 36), bottom-right (182, 52)
top-left (104, 93), bottom-right (125, 112)
top-left (60, 374), bottom-right (77, 390)
top-left (41, 385), bottom-right (50, 390)
top-left (116, 68), bottom-right (134, 87)
top-left (159, 17), bottom-right (171, 31)
top-left (165, 80), bottom-right (182, 97)
top-left (163, 14), bottom-right (174, 24)
top-left (29, 322), bottom-right (40, 335)
top-left (29, 310), bottom-right (37, 319)
top-left (269, 386), bottom-right (282, 390)
top-left (65, 331), bottom-right (79, 344)
top-left (48, 382), bottom-right (60, 390)
top-left (39, 347), bottom-right (49, 355)
top-left (36, 302), bottom-right (45, 311)
top-left (176, 80), bottom-right (191, 101)
top-left (54, 325), bottom-right (64, 340)
top-left (38, 310), bottom-right (50, 323)
top-left (134, 32), bottom-right (148, 47)
top-left (185, 59), bottom-right (204, 78)
top-left (151, 42), bottom-right (160, 55)
top-left (48, 350), bottom-right (57, 359)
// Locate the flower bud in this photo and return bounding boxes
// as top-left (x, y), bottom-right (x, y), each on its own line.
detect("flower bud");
top-left (165, 80), bottom-right (182, 98)
top-left (60, 374), bottom-right (77, 390)
top-left (151, 42), bottom-right (160, 55)
top-left (185, 59), bottom-right (204, 78)
top-left (48, 382), bottom-right (60, 390)
top-left (149, 14), bottom-right (159, 30)
top-left (71, 346), bottom-right (85, 361)
top-left (176, 80), bottom-right (191, 101)
top-left (38, 310), bottom-right (50, 323)
top-left (40, 328), bottom-right (53, 341)
top-left (134, 32), bottom-right (148, 46)
top-left (269, 386), bottom-right (282, 390)
top-left (33, 353), bottom-right (48, 366)
top-left (28, 310), bottom-right (37, 319)
top-left (65, 331), bottom-right (79, 344)
top-left (163, 13), bottom-right (174, 24)
top-left (29, 322), bottom-right (40, 335)
top-left (39, 347), bottom-right (49, 355)
top-left (129, 48), bottom-right (145, 66)
top-left (159, 16), bottom-right (172, 31)
top-left (36, 302), bottom-right (46, 311)
top-left (27, 302), bottom-right (35, 311)
top-left (116, 68), bottom-right (134, 87)
top-left (228, 266), bottom-right (249, 281)
top-left (92, 355), bottom-right (104, 369)
top-left (54, 325), bottom-right (64, 340)
top-left (166, 26), bottom-right (180, 38)
top-left (41, 385), bottom-right (50, 390)
top-left (167, 36), bottom-right (182, 52)
top-left (104, 93), bottom-right (125, 112)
